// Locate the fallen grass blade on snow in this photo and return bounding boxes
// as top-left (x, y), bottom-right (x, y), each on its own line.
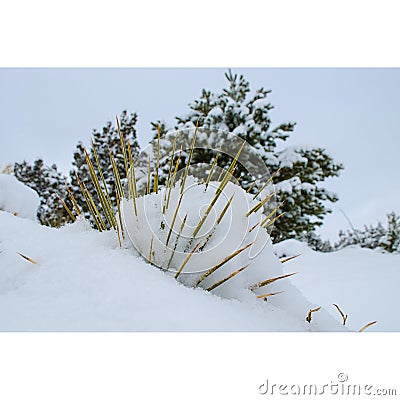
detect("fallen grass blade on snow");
top-left (358, 321), bottom-right (377, 332)
top-left (306, 307), bottom-right (321, 323)
top-left (17, 252), bottom-right (38, 265)
top-left (333, 303), bottom-right (348, 326)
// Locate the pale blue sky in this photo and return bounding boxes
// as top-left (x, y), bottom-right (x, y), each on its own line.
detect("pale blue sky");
top-left (0, 68), bottom-right (399, 241)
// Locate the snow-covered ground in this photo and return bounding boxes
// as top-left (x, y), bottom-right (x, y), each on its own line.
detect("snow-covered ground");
top-left (0, 211), bottom-right (345, 331)
top-left (275, 239), bottom-right (400, 332)
top-left (0, 175), bottom-right (397, 332)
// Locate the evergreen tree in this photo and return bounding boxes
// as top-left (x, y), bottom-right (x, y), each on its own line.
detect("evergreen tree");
top-left (151, 70), bottom-right (343, 242)
top-left (69, 110), bottom-right (140, 221)
top-left (334, 214), bottom-right (399, 253)
top-left (14, 159), bottom-right (70, 226)
top-left (380, 212), bottom-right (400, 253)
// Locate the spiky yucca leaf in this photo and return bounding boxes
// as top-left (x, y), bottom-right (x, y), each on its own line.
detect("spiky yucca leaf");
top-left (174, 242), bottom-right (201, 279)
top-left (280, 254), bottom-right (300, 264)
top-left (195, 241), bottom-right (254, 287)
top-left (206, 264), bottom-right (250, 291)
top-left (57, 193), bottom-right (75, 221)
top-left (250, 272), bottom-right (298, 290)
top-left (256, 291), bottom-right (284, 299)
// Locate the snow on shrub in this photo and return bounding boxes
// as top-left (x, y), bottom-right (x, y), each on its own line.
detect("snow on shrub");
top-left (56, 124), bottom-right (349, 330)
top-left (0, 174), bottom-right (40, 220)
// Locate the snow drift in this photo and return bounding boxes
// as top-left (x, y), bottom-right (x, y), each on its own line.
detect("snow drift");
top-left (0, 210), bottom-right (347, 331)
top-left (0, 174), bottom-right (39, 220)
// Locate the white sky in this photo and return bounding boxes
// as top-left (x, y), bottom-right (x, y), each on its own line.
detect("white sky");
top-left (0, 68), bottom-right (399, 241)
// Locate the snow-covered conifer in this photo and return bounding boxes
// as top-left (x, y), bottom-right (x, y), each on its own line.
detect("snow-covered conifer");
top-left (151, 70), bottom-right (343, 241)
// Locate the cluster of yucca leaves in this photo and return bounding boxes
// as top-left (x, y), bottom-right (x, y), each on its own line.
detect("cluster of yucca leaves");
top-left (58, 118), bottom-right (300, 299)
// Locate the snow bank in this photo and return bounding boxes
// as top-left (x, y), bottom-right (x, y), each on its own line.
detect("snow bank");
top-left (276, 239), bottom-right (400, 332)
top-left (0, 174), bottom-right (39, 220)
top-left (0, 211), bottom-right (346, 331)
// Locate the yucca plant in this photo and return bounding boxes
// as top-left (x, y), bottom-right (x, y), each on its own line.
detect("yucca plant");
top-left (60, 120), bottom-right (297, 300)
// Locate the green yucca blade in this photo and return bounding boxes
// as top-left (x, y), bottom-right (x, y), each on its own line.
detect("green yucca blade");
top-left (246, 180), bottom-right (257, 193)
top-left (127, 143), bottom-right (138, 216)
top-left (216, 142), bottom-right (245, 197)
top-left (174, 242), bottom-right (200, 279)
top-left (85, 147), bottom-right (116, 229)
top-left (195, 241), bottom-right (254, 287)
top-left (91, 138), bottom-right (112, 202)
top-left (199, 193), bottom-right (235, 252)
top-left (148, 236), bottom-right (154, 264)
top-left (205, 148), bottom-right (221, 190)
top-left (252, 272), bottom-right (298, 290)
top-left (165, 146), bottom-right (182, 212)
top-left (163, 131), bottom-right (179, 212)
top-left (262, 212), bottom-right (286, 230)
top-left (248, 222), bottom-right (259, 233)
top-left (260, 201), bottom-right (284, 228)
top-left (246, 191), bottom-right (275, 217)
top-left (109, 150), bottom-right (124, 201)
top-left (127, 142), bottom-right (137, 197)
top-left (192, 165), bottom-right (237, 239)
top-left (167, 212), bottom-right (188, 269)
top-left (252, 167), bottom-right (282, 200)
top-left (116, 115), bottom-right (130, 180)
top-left (205, 264), bottom-right (250, 292)
top-left (75, 171), bottom-right (105, 231)
top-left (165, 193), bottom-right (183, 247)
top-left (280, 254), bottom-right (300, 264)
top-left (217, 166), bottom-right (226, 182)
top-left (115, 189), bottom-right (124, 240)
top-left (153, 125), bottom-right (161, 194)
top-left (180, 122), bottom-right (198, 194)
top-left (165, 131), bottom-right (179, 190)
top-left (91, 138), bottom-right (115, 221)
top-left (256, 291), bottom-right (284, 299)
top-left (83, 181), bottom-right (107, 231)
top-left (57, 193), bottom-right (76, 221)
top-left (217, 193), bottom-right (235, 225)
top-left (67, 187), bottom-right (81, 216)
top-left (146, 154), bottom-right (151, 195)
